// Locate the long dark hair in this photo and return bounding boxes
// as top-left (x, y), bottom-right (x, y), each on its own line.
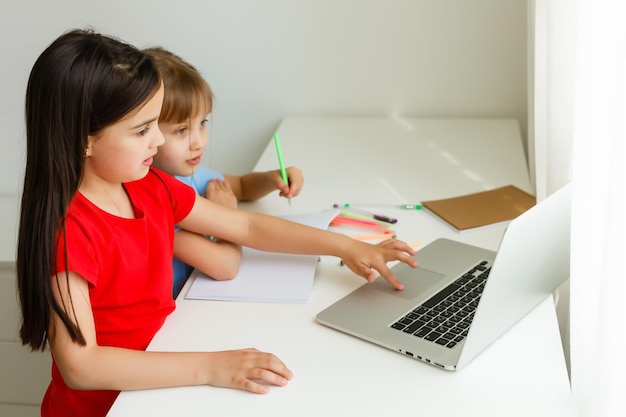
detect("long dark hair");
top-left (18, 28), bottom-right (161, 351)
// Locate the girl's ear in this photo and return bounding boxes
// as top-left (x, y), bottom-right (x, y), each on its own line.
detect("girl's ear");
top-left (85, 136), bottom-right (94, 157)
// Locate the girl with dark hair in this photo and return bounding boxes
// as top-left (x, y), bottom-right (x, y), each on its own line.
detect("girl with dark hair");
top-left (17, 28), bottom-right (417, 417)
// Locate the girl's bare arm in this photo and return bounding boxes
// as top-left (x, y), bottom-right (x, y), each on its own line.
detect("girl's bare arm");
top-left (177, 195), bottom-right (417, 290)
top-left (174, 229), bottom-right (242, 280)
top-left (49, 271), bottom-right (292, 394)
top-left (223, 166), bottom-right (303, 202)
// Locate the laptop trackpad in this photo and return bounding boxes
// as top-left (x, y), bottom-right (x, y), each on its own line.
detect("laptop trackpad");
top-left (371, 266), bottom-right (446, 300)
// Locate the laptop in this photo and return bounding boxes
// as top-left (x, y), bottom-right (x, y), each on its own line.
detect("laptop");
top-left (316, 183), bottom-right (571, 370)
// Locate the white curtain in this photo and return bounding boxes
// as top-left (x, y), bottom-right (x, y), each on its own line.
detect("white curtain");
top-left (534, 0), bottom-right (626, 416)
top-left (569, 0), bottom-right (626, 415)
top-left (528, 0), bottom-right (577, 380)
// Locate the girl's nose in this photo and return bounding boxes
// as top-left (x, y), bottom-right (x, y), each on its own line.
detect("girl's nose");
top-left (189, 127), bottom-right (206, 150)
top-left (153, 125), bottom-right (165, 148)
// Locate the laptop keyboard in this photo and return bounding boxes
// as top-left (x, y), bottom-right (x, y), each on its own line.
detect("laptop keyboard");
top-left (389, 260), bottom-right (491, 349)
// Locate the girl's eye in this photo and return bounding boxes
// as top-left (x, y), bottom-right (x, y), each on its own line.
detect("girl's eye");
top-left (177, 127), bottom-right (187, 135)
top-left (138, 127), bottom-right (149, 137)
top-left (200, 119), bottom-right (209, 127)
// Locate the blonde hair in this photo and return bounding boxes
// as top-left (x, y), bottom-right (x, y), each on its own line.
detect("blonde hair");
top-left (143, 47), bottom-right (213, 124)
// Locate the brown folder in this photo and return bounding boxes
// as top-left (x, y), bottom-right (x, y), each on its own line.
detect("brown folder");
top-left (421, 185), bottom-right (536, 231)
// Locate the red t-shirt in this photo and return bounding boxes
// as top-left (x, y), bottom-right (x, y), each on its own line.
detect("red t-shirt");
top-left (42, 168), bottom-right (196, 417)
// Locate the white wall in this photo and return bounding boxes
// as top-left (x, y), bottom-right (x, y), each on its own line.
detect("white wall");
top-left (0, 0), bottom-right (527, 195)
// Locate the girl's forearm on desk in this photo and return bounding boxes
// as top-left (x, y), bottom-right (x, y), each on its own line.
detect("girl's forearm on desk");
top-left (50, 269), bottom-right (291, 394)
top-left (55, 342), bottom-right (292, 394)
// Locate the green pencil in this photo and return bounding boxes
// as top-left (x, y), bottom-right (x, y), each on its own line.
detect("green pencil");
top-left (273, 132), bottom-right (291, 205)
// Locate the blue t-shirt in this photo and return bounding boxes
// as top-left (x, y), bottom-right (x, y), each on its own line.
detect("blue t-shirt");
top-left (172, 166), bottom-right (224, 298)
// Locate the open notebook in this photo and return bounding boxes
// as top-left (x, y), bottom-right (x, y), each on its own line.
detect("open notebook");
top-left (184, 210), bottom-right (337, 303)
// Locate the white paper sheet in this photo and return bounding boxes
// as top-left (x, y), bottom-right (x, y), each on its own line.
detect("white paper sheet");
top-left (184, 210), bottom-right (338, 303)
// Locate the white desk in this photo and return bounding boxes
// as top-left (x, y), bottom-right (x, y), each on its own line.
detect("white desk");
top-left (108, 118), bottom-right (573, 417)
